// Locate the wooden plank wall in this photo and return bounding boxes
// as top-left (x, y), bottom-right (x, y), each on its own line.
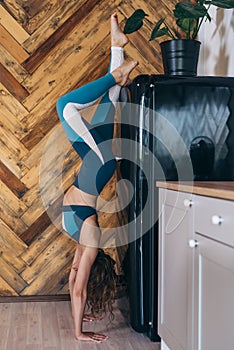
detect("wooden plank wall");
top-left (0, 0), bottom-right (177, 297)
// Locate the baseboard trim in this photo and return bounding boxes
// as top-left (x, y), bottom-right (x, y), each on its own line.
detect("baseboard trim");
top-left (0, 294), bottom-right (70, 303)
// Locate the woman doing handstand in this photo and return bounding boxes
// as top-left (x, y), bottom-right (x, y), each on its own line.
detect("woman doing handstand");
top-left (56, 13), bottom-right (138, 342)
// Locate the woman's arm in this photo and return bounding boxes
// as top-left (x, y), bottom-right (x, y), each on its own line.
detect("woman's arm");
top-left (72, 246), bottom-right (108, 342)
top-left (69, 244), bottom-right (81, 318)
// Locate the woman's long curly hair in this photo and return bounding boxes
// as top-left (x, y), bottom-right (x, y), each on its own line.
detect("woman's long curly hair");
top-left (86, 249), bottom-right (116, 320)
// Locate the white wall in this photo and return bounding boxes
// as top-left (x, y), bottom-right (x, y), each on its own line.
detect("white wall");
top-left (198, 7), bottom-right (234, 76)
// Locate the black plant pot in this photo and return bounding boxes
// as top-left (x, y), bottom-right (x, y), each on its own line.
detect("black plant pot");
top-left (160, 39), bottom-right (201, 76)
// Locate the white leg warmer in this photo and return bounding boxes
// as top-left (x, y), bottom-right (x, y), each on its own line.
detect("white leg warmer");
top-left (109, 46), bottom-right (124, 105)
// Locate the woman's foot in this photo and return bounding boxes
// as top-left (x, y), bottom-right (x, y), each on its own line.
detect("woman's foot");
top-left (111, 13), bottom-right (129, 47)
top-left (111, 60), bottom-right (139, 86)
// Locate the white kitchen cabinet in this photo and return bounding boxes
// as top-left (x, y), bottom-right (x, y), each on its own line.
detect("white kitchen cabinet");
top-left (158, 187), bottom-right (234, 350)
top-left (193, 195), bottom-right (234, 350)
top-left (158, 188), bottom-right (194, 350)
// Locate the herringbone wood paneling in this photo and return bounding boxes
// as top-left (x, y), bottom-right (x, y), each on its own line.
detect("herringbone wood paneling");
top-left (0, 0), bottom-right (177, 297)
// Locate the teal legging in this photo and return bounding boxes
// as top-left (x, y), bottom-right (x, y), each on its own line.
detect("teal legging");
top-left (56, 72), bottom-right (120, 241)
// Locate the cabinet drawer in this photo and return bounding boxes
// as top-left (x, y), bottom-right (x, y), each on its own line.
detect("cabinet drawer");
top-left (194, 195), bottom-right (234, 247)
top-left (160, 188), bottom-right (193, 210)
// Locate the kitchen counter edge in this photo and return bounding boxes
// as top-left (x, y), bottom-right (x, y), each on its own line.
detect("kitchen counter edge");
top-left (156, 181), bottom-right (234, 201)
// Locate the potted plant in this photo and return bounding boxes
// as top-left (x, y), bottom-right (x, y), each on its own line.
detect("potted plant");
top-left (124, 1), bottom-right (234, 76)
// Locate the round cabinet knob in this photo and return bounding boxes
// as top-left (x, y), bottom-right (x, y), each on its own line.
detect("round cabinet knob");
top-left (184, 199), bottom-right (193, 207)
top-left (211, 215), bottom-right (223, 225)
top-left (188, 239), bottom-right (198, 248)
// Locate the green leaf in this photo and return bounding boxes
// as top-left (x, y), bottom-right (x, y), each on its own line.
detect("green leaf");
top-left (123, 10), bottom-right (148, 34)
top-left (208, 0), bottom-right (234, 8)
top-left (129, 9), bottom-right (148, 19)
top-left (149, 18), bottom-right (165, 38)
top-left (150, 27), bottom-right (169, 40)
top-left (176, 18), bottom-right (196, 32)
top-left (205, 11), bottom-right (212, 21)
top-left (153, 17), bottom-right (166, 29)
top-left (174, 2), bottom-right (207, 19)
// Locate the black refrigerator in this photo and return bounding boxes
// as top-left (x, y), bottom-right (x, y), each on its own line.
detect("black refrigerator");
top-left (121, 74), bottom-right (234, 341)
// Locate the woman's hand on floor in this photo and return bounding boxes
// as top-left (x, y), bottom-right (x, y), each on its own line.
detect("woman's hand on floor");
top-left (76, 331), bottom-right (108, 342)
